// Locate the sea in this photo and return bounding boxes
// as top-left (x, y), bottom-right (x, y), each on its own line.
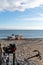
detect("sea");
top-left (0, 30), bottom-right (43, 39)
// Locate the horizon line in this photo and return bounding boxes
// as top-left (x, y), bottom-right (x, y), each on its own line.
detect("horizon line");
top-left (0, 29), bottom-right (43, 30)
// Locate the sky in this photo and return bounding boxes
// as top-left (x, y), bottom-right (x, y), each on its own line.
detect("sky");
top-left (0, 0), bottom-right (43, 30)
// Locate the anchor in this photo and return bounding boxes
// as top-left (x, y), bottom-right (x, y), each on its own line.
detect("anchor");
top-left (25, 50), bottom-right (42, 60)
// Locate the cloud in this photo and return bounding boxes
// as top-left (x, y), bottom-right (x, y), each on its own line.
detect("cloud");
top-left (39, 13), bottom-right (43, 17)
top-left (0, 0), bottom-right (43, 12)
top-left (19, 17), bottom-right (43, 21)
top-left (1, 23), bottom-right (43, 30)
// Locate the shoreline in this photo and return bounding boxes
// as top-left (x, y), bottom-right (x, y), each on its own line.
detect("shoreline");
top-left (1, 37), bottom-right (43, 40)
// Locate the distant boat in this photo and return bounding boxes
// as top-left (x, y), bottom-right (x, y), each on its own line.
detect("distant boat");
top-left (7, 34), bottom-right (15, 40)
top-left (15, 35), bottom-right (23, 40)
top-left (7, 34), bottom-right (24, 40)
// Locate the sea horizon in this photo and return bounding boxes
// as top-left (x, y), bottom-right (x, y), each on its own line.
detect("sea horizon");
top-left (0, 30), bottom-right (43, 39)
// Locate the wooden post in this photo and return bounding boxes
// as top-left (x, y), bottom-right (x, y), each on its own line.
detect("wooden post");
top-left (13, 52), bottom-right (15, 65)
top-left (0, 44), bottom-right (2, 65)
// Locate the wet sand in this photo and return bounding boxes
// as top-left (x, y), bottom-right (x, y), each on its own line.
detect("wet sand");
top-left (0, 38), bottom-right (43, 65)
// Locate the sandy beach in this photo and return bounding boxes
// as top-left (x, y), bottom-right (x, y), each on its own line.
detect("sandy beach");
top-left (0, 38), bottom-right (43, 65)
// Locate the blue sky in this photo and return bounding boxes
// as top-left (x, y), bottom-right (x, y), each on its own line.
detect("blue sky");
top-left (0, 0), bottom-right (43, 29)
